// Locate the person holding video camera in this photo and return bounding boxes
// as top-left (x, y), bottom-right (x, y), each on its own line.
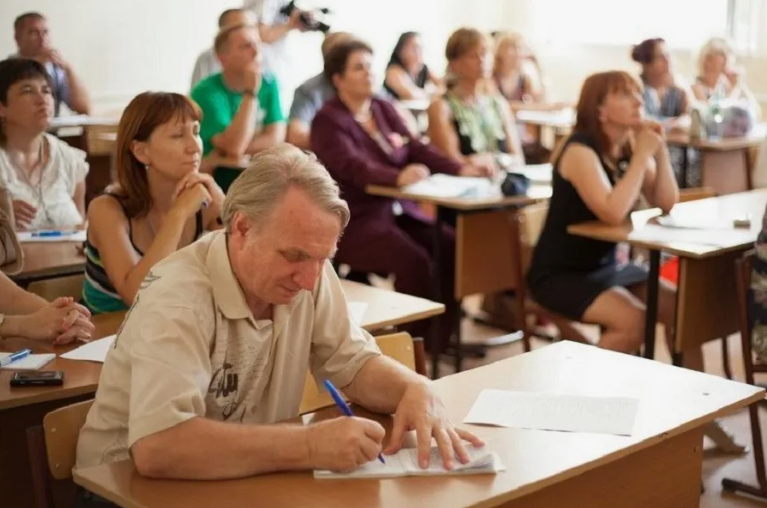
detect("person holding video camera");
top-left (244, 0), bottom-right (329, 101)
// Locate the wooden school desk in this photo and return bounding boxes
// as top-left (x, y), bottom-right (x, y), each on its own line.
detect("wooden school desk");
top-left (666, 126), bottom-right (765, 194)
top-left (0, 312), bottom-right (123, 508)
top-left (12, 241), bottom-right (87, 286)
top-left (0, 282), bottom-right (439, 508)
top-left (367, 181), bottom-right (552, 376)
top-left (73, 341), bottom-right (763, 508)
top-left (339, 279), bottom-right (444, 330)
top-left (569, 189), bottom-right (767, 362)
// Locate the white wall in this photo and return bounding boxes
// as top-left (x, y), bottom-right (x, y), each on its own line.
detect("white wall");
top-left (0, 0), bottom-right (508, 115)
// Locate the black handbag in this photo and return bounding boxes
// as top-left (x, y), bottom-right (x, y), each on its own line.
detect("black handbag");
top-left (500, 172), bottom-right (531, 197)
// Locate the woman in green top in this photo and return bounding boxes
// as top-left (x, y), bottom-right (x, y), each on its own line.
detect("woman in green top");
top-left (81, 92), bottom-right (224, 314)
top-left (427, 28), bottom-right (524, 172)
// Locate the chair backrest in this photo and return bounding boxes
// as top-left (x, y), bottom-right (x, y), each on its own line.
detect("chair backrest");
top-left (518, 202), bottom-right (549, 273)
top-left (43, 399), bottom-right (94, 480)
top-left (734, 250), bottom-right (767, 382)
top-left (300, 332), bottom-right (419, 415)
top-left (27, 274), bottom-right (85, 302)
top-left (679, 186), bottom-right (715, 203)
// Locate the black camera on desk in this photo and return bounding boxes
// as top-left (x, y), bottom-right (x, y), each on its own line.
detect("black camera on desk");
top-left (279, 0), bottom-right (332, 33)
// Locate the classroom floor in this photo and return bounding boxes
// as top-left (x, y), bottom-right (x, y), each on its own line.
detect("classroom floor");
top-left (435, 295), bottom-right (767, 508)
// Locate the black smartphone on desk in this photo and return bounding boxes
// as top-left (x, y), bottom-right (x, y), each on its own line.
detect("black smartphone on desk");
top-left (10, 371), bottom-right (65, 387)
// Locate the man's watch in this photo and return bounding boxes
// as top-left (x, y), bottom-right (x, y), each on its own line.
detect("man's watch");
top-left (243, 89), bottom-right (257, 98)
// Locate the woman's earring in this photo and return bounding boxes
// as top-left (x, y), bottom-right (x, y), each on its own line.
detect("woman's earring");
top-left (145, 164), bottom-right (150, 172)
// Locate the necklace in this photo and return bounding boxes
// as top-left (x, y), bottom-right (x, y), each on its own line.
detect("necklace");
top-left (7, 137), bottom-right (51, 226)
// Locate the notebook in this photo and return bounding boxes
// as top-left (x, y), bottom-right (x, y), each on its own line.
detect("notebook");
top-left (0, 352), bottom-right (56, 371)
top-left (314, 445), bottom-right (504, 479)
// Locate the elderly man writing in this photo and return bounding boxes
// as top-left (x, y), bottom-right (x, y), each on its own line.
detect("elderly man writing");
top-left (75, 144), bottom-right (480, 494)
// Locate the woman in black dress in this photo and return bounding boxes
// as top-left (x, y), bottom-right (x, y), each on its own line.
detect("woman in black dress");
top-left (528, 71), bottom-right (679, 354)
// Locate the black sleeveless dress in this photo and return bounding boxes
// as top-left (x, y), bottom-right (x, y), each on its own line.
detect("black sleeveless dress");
top-left (527, 132), bottom-right (648, 320)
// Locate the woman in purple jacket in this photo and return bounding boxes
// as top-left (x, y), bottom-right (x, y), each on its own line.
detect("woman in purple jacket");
top-left (311, 39), bottom-right (488, 350)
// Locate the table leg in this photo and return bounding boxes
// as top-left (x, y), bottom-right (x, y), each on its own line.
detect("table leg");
top-left (745, 148), bottom-right (754, 190)
top-left (431, 207), bottom-right (445, 379)
top-left (680, 148), bottom-right (689, 189)
top-left (643, 250), bottom-right (661, 359)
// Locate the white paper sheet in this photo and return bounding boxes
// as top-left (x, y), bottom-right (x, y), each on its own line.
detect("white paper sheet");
top-left (347, 302), bottom-right (368, 325)
top-left (517, 163), bottom-right (553, 183)
top-left (60, 334), bottom-right (116, 363)
top-left (315, 445), bottom-right (503, 479)
top-left (628, 224), bottom-right (753, 247)
top-left (403, 174), bottom-right (498, 199)
top-left (0, 353), bottom-right (56, 371)
top-left (16, 230), bottom-right (87, 243)
top-left (463, 389), bottom-right (639, 436)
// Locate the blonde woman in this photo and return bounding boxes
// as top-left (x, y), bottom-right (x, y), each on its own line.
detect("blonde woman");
top-left (492, 32), bottom-right (543, 107)
top-left (692, 37), bottom-right (760, 116)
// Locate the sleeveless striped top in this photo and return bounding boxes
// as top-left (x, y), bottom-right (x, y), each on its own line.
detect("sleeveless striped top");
top-left (81, 195), bottom-right (203, 314)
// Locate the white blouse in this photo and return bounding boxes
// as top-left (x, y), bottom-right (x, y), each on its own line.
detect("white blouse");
top-left (0, 133), bottom-right (89, 230)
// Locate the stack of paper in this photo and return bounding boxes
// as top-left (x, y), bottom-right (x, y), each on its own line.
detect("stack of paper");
top-left (403, 174), bottom-right (497, 199)
top-left (314, 445), bottom-right (504, 479)
top-left (60, 335), bottom-right (116, 363)
top-left (463, 389), bottom-right (639, 436)
top-left (0, 353), bottom-right (55, 371)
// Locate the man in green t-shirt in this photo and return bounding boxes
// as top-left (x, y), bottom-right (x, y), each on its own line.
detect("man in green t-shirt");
top-left (191, 23), bottom-right (286, 191)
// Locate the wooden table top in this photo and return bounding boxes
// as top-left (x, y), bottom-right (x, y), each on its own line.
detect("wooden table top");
top-left (49, 115), bottom-right (120, 130)
top-left (0, 283), bottom-right (439, 411)
top-left (73, 341), bottom-right (763, 508)
top-left (568, 189), bottom-right (767, 259)
top-left (366, 183), bottom-right (552, 211)
top-left (515, 108), bottom-right (575, 130)
top-left (13, 241), bottom-right (87, 282)
top-left (340, 279), bottom-right (444, 330)
top-left (0, 312), bottom-right (124, 411)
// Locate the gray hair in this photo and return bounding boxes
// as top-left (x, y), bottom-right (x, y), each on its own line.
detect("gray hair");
top-left (221, 144), bottom-right (350, 232)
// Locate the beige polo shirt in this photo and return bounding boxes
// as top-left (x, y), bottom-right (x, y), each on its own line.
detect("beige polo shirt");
top-left (76, 230), bottom-right (381, 469)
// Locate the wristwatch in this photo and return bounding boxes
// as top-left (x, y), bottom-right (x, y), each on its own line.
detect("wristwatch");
top-left (0, 314), bottom-right (5, 341)
top-left (243, 89), bottom-right (257, 98)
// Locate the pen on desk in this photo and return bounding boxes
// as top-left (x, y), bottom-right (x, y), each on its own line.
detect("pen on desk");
top-left (31, 230), bottom-right (75, 238)
top-left (323, 379), bottom-right (386, 464)
top-left (0, 348), bottom-right (32, 367)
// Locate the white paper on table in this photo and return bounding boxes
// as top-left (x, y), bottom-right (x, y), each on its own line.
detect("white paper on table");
top-left (60, 334), bottom-right (116, 363)
top-left (517, 163), bottom-right (553, 183)
top-left (403, 174), bottom-right (498, 199)
top-left (347, 302), bottom-right (368, 325)
top-left (314, 445), bottom-right (504, 479)
top-left (655, 215), bottom-right (734, 230)
top-left (628, 224), bottom-right (753, 247)
top-left (16, 230), bottom-right (87, 243)
top-left (463, 389), bottom-right (639, 436)
top-left (0, 353), bottom-right (56, 371)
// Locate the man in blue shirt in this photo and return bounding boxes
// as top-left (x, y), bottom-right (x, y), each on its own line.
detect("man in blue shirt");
top-left (13, 12), bottom-right (91, 116)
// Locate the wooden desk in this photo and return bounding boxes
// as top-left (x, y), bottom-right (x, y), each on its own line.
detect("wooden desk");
top-left (569, 189), bottom-right (767, 360)
top-left (666, 126), bottom-right (766, 193)
top-left (73, 341), bottom-right (764, 508)
top-left (367, 183), bottom-right (551, 375)
top-left (13, 241), bottom-right (87, 286)
top-left (0, 312), bottom-right (124, 508)
top-left (340, 279), bottom-right (444, 330)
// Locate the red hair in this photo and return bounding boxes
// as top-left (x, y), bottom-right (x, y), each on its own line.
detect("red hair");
top-left (575, 71), bottom-right (640, 159)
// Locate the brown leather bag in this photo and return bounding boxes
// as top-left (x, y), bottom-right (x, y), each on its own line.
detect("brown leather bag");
top-left (0, 188), bottom-right (23, 275)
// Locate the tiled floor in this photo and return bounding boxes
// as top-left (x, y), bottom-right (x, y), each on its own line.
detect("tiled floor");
top-left (433, 295), bottom-right (767, 507)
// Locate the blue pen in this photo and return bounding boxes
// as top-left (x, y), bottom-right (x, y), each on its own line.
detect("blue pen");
top-left (0, 348), bottom-right (32, 367)
top-left (323, 379), bottom-right (385, 464)
top-left (31, 230), bottom-right (74, 238)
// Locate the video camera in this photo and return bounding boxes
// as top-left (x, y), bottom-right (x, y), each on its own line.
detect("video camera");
top-left (279, 1), bottom-right (332, 34)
